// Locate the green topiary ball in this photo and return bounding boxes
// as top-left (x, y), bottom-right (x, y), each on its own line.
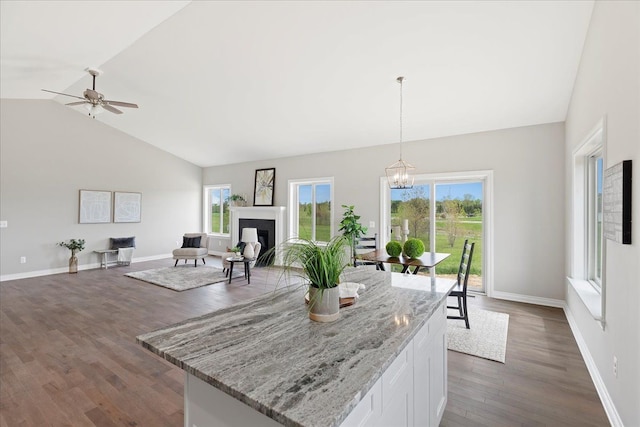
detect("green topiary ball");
top-left (403, 238), bottom-right (425, 259)
top-left (385, 240), bottom-right (403, 257)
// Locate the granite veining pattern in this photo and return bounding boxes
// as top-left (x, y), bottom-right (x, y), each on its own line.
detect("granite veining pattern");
top-left (137, 268), bottom-right (455, 427)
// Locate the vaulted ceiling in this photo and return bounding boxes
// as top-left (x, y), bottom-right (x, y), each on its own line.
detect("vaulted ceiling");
top-left (1, 1), bottom-right (594, 167)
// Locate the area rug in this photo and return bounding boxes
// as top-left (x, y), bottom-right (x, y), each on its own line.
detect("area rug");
top-left (125, 266), bottom-right (241, 291)
top-left (447, 307), bottom-right (509, 363)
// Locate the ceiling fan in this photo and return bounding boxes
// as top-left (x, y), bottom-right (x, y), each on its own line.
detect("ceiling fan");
top-left (42, 68), bottom-right (138, 117)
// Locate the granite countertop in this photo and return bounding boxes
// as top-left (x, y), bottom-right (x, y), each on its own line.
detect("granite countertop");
top-left (137, 268), bottom-right (455, 427)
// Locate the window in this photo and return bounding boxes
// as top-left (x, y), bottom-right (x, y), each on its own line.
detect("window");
top-left (288, 178), bottom-right (333, 242)
top-left (204, 185), bottom-right (230, 235)
top-left (569, 118), bottom-right (605, 324)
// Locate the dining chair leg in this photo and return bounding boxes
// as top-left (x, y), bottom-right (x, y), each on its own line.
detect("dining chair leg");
top-left (462, 295), bottom-right (470, 329)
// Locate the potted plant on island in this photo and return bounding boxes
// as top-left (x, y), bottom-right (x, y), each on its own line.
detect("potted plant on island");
top-left (274, 236), bottom-right (350, 323)
top-left (58, 238), bottom-right (86, 273)
top-left (339, 205), bottom-right (367, 264)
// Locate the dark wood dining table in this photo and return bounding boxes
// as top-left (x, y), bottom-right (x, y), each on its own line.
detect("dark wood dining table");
top-left (358, 250), bottom-right (451, 274)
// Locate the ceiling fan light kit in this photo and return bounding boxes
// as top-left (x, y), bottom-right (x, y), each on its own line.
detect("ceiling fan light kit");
top-left (42, 68), bottom-right (138, 118)
top-left (84, 103), bottom-right (104, 116)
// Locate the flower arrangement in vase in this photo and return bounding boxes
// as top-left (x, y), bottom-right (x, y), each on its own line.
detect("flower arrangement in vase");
top-left (58, 239), bottom-right (85, 273)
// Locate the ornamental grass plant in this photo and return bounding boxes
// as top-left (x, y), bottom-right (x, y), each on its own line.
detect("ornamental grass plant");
top-left (277, 236), bottom-right (350, 290)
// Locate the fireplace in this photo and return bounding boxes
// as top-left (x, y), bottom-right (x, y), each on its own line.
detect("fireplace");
top-left (230, 207), bottom-right (286, 266)
top-left (239, 219), bottom-right (275, 266)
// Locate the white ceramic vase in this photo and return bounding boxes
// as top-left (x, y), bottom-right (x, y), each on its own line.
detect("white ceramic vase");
top-left (308, 286), bottom-right (340, 323)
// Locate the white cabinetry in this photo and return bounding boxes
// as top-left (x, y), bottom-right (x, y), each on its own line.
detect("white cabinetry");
top-left (380, 341), bottom-right (414, 427)
top-left (340, 380), bottom-right (381, 427)
top-left (414, 302), bottom-right (447, 426)
top-left (340, 301), bottom-right (447, 427)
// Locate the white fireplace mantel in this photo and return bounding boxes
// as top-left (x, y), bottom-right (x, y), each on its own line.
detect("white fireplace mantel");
top-left (230, 206), bottom-right (286, 264)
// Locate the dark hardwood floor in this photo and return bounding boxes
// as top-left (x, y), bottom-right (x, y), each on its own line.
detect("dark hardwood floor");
top-left (0, 258), bottom-right (609, 426)
top-left (442, 295), bottom-right (608, 427)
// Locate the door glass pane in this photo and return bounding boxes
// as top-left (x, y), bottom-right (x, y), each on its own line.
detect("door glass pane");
top-left (390, 185), bottom-right (431, 252)
top-left (222, 188), bottom-right (230, 234)
top-left (315, 184), bottom-right (331, 242)
top-left (298, 185), bottom-right (312, 240)
top-left (435, 182), bottom-right (483, 292)
top-left (210, 189), bottom-right (221, 234)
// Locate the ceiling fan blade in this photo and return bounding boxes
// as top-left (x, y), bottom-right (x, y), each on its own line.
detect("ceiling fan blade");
top-left (104, 100), bottom-right (138, 109)
top-left (65, 101), bottom-right (87, 106)
top-left (102, 104), bottom-right (123, 114)
top-left (41, 89), bottom-right (85, 100)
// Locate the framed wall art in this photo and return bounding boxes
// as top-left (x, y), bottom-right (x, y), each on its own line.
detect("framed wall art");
top-left (114, 191), bottom-right (142, 223)
top-left (79, 190), bottom-right (112, 224)
top-left (603, 160), bottom-right (632, 244)
top-left (253, 168), bottom-right (275, 206)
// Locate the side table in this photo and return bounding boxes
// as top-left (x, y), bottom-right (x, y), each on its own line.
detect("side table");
top-left (225, 257), bottom-right (254, 284)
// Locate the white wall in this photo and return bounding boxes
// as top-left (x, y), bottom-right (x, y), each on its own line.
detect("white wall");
top-left (204, 122), bottom-right (566, 301)
top-left (564, 1), bottom-right (640, 426)
top-left (0, 100), bottom-right (202, 279)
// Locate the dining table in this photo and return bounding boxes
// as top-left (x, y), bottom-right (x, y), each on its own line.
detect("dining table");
top-left (358, 250), bottom-right (451, 275)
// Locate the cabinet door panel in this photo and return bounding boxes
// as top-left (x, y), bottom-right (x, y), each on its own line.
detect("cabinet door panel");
top-left (429, 323), bottom-right (447, 426)
top-left (379, 386), bottom-right (412, 427)
top-left (381, 342), bottom-right (413, 408)
top-left (340, 380), bottom-right (382, 427)
top-left (413, 325), bottom-right (431, 426)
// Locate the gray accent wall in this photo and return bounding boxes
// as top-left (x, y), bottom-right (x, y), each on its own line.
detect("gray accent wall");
top-left (203, 122), bottom-right (566, 301)
top-left (0, 99), bottom-right (202, 279)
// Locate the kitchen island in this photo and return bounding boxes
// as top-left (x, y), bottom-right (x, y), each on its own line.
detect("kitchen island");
top-left (137, 268), bottom-right (455, 427)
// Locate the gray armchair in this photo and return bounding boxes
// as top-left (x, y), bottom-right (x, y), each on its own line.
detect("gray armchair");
top-left (173, 233), bottom-right (209, 267)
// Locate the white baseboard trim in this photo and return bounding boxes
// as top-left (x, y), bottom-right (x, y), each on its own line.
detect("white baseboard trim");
top-left (0, 253), bottom-right (172, 282)
top-left (563, 304), bottom-right (623, 427)
top-left (133, 253), bottom-right (172, 263)
top-left (491, 290), bottom-right (565, 308)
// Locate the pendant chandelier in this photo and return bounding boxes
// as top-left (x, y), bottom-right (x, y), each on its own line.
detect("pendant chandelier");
top-left (385, 76), bottom-right (415, 189)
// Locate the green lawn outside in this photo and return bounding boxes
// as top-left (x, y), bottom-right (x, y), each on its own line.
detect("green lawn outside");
top-left (433, 231), bottom-right (482, 275)
top-left (210, 212), bottom-right (230, 235)
top-left (298, 215), bottom-right (331, 241)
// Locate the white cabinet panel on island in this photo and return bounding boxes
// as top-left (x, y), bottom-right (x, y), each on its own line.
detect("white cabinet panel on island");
top-left (414, 303), bottom-right (447, 427)
top-left (137, 269), bottom-right (456, 427)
